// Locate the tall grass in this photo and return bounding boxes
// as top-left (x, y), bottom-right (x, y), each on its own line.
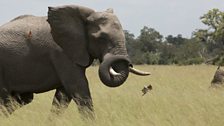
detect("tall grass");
top-left (0, 65), bottom-right (224, 126)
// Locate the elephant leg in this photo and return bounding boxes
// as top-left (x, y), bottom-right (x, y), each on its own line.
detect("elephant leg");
top-left (73, 94), bottom-right (94, 120)
top-left (13, 93), bottom-right (34, 106)
top-left (0, 70), bottom-right (13, 116)
top-left (72, 79), bottom-right (94, 119)
top-left (50, 52), bottom-right (94, 119)
top-left (0, 92), bottom-right (34, 116)
top-left (0, 90), bottom-right (12, 116)
top-left (0, 94), bottom-right (19, 116)
top-left (51, 87), bottom-right (72, 115)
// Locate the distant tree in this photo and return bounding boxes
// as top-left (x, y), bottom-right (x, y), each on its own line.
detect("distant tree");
top-left (165, 34), bottom-right (186, 46)
top-left (159, 43), bottom-right (177, 64)
top-left (175, 38), bottom-right (204, 65)
top-left (124, 9), bottom-right (224, 65)
top-left (124, 30), bottom-right (137, 57)
top-left (137, 26), bottom-right (163, 53)
top-left (159, 34), bottom-right (187, 65)
top-left (193, 9), bottom-right (224, 65)
top-left (124, 27), bottom-right (163, 65)
top-left (124, 30), bottom-right (141, 64)
top-left (194, 9), bottom-right (224, 50)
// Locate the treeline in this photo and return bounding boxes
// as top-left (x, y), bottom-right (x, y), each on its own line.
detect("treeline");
top-left (125, 9), bottom-right (224, 65)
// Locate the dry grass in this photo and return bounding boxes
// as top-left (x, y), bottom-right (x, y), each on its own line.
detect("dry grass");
top-left (0, 65), bottom-right (224, 126)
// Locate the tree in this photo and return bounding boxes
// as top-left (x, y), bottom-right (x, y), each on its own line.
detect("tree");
top-left (159, 42), bottom-right (177, 64)
top-left (124, 9), bottom-right (224, 65)
top-left (193, 9), bottom-right (224, 65)
top-left (137, 26), bottom-right (163, 53)
top-left (124, 30), bottom-right (137, 58)
top-left (175, 38), bottom-right (204, 65)
top-left (165, 34), bottom-right (186, 46)
top-left (124, 27), bottom-right (163, 65)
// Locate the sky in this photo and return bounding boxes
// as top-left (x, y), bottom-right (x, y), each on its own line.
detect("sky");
top-left (0, 0), bottom-right (223, 38)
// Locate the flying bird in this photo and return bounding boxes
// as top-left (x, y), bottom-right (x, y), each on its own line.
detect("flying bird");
top-left (142, 84), bottom-right (152, 96)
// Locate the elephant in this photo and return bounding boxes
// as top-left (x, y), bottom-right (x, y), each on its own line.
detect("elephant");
top-left (0, 5), bottom-right (150, 117)
top-left (211, 66), bottom-right (224, 86)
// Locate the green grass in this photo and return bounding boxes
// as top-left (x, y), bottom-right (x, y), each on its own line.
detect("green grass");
top-left (1, 65), bottom-right (224, 126)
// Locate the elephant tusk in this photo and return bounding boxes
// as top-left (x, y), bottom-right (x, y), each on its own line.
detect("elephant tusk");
top-left (109, 67), bottom-right (121, 76)
top-left (129, 67), bottom-right (151, 76)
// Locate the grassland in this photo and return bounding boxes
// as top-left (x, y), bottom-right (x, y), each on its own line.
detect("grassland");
top-left (0, 65), bottom-right (224, 126)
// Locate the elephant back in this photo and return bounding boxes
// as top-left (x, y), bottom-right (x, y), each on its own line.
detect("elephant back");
top-left (0, 15), bottom-right (59, 59)
top-left (0, 15), bottom-right (52, 43)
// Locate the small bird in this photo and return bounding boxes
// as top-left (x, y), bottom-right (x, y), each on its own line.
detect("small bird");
top-left (142, 84), bottom-right (152, 96)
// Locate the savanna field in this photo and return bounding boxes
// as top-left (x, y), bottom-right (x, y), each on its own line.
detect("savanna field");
top-left (0, 65), bottom-right (224, 126)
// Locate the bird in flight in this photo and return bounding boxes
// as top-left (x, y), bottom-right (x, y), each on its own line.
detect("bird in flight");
top-left (142, 84), bottom-right (152, 96)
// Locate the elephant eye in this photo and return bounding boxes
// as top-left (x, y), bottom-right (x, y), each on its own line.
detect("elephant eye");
top-left (101, 20), bottom-right (108, 25)
top-left (112, 21), bottom-right (120, 29)
top-left (96, 16), bottom-right (108, 24)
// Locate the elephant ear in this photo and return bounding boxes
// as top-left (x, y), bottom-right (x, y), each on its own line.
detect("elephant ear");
top-left (47, 5), bottom-right (95, 67)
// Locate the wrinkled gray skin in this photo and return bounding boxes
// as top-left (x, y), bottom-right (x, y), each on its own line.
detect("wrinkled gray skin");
top-left (211, 66), bottom-right (224, 86)
top-left (0, 5), bottom-right (149, 117)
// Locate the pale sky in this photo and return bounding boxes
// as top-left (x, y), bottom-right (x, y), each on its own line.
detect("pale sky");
top-left (0, 0), bottom-right (223, 38)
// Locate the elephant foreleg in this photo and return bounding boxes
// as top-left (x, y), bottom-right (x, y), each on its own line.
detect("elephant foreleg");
top-left (51, 87), bottom-right (72, 115)
top-left (50, 51), bottom-right (94, 119)
top-left (72, 81), bottom-right (94, 120)
top-left (59, 72), bottom-right (94, 119)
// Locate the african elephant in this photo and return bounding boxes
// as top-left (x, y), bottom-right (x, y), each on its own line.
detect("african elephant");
top-left (0, 5), bottom-right (150, 117)
top-left (211, 66), bottom-right (224, 86)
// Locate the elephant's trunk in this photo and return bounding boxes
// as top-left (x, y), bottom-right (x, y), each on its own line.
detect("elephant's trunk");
top-left (99, 54), bottom-right (151, 87)
top-left (99, 53), bottom-right (130, 87)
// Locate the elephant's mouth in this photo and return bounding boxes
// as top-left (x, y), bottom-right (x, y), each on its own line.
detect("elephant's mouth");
top-left (98, 53), bottom-right (150, 87)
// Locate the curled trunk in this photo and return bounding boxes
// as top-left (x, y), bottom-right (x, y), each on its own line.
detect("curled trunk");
top-left (98, 54), bottom-right (130, 87)
top-left (98, 54), bottom-right (151, 87)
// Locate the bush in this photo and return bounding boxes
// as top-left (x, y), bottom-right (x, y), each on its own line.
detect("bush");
top-left (143, 52), bottom-right (160, 64)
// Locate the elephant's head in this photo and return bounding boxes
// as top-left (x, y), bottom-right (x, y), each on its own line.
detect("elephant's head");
top-left (47, 5), bottom-right (150, 87)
